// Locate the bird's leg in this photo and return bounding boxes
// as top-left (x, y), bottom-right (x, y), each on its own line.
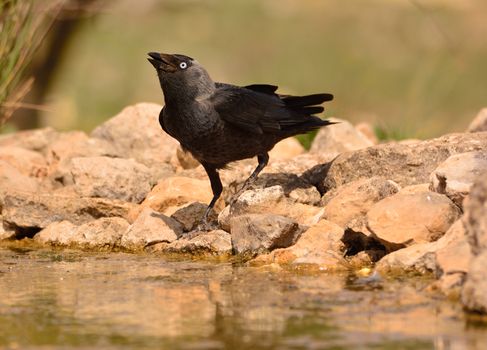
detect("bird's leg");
top-left (197, 163), bottom-right (223, 231)
top-left (230, 153), bottom-right (269, 204)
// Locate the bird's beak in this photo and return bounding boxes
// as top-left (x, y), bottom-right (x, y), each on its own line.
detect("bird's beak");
top-left (147, 52), bottom-right (178, 72)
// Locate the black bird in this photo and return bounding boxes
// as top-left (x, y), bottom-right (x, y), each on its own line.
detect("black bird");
top-left (148, 52), bottom-right (333, 228)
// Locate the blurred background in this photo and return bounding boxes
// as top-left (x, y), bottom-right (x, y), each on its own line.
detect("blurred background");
top-left (1, 0), bottom-right (486, 142)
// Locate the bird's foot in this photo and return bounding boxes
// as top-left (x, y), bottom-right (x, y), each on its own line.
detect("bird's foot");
top-left (194, 218), bottom-right (219, 232)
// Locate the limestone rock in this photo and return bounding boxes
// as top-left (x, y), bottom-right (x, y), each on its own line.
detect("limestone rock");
top-left (467, 107), bottom-right (487, 132)
top-left (230, 214), bottom-right (303, 255)
top-left (462, 252), bottom-right (487, 313)
top-left (60, 156), bottom-right (152, 203)
top-left (355, 122), bottom-right (379, 145)
top-left (156, 230), bottom-right (232, 256)
top-left (310, 118), bottom-right (373, 156)
top-left (218, 186), bottom-right (322, 230)
top-left (253, 219), bottom-right (347, 270)
top-left (268, 137), bottom-right (305, 161)
top-left (398, 183), bottom-right (430, 195)
top-left (430, 151), bottom-right (487, 207)
top-left (168, 202), bottom-right (216, 232)
top-left (121, 208), bottom-right (182, 249)
top-left (0, 222), bottom-right (15, 240)
top-left (322, 177), bottom-right (400, 227)
top-left (464, 172), bottom-right (487, 256)
top-left (317, 132), bottom-right (487, 192)
top-left (91, 103), bottom-right (178, 167)
top-left (367, 192), bottom-right (461, 245)
top-left (0, 146), bottom-right (47, 177)
top-left (0, 127), bottom-right (58, 153)
top-left (2, 191), bottom-right (136, 231)
top-left (35, 217), bottom-right (130, 248)
top-left (0, 161), bottom-right (39, 195)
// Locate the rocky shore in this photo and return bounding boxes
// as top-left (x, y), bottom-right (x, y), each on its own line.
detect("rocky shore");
top-left (1, 103), bottom-right (487, 313)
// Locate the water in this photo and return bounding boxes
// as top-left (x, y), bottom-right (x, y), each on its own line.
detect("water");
top-left (0, 246), bottom-right (486, 350)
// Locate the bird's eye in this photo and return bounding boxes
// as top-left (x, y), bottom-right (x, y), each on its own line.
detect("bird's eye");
top-left (179, 62), bottom-right (187, 69)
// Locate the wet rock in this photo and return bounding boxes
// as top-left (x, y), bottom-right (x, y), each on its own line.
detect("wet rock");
top-left (218, 186), bottom-right (322, 230)
top-left (35, 217), bottom-right (130, 248)
top-left (318, 132), bottom-right (487, 192)
top-left (0, 127), bottom-right (58, 153)
top-left (268, 137), bottom-right (305, 160)
top-left (461, 173), bottom-right (487, 313)
top-left (0, 146), bottom-right (47, 177)
top-left (154, 230), bottom-right (232, 256)
top-left (0, 161), bottom-right (39, 195)
top-left (376, 219), bottom-right (470, 275)
top-left (310, 118), bottom-right (373, 156)
top-left (430, 151), bottom-right (487, 208)
top-left (2, 191), bottom-right (136, 231)
top-left (121, 208), bottom-right (182, 249)
top-left (230, 214), bottom-right (304, 255)
top-left (322, 177), bottom-right (400, 227)
top-left (253, 219), bottom-right (347, 270)
top-left (355, 122), bottom-right (379, 145)
top-left (168, 202), bottom-right (216, 232)
top-left (59, 156), bottom-right (152, 203)
top-left (367, 192), bottom-right (461, 245)
top-left (467, 107), bottom-right (487, 132)
top-left (91, 103), bottom-right (178, 168)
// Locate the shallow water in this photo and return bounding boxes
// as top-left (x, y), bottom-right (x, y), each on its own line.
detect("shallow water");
top-left (0, 247), bottom-right (486, 350)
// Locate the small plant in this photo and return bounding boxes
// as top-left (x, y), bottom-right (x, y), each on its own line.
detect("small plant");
top-left (0, 0), bottom-right (61, 127)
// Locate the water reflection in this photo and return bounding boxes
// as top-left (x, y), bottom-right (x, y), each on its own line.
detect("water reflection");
top-left (0, 248), bottom-right (486, 349)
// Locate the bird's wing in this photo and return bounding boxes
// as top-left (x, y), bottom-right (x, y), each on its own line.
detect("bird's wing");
top-left (211, 84), bottom-right (333, 135)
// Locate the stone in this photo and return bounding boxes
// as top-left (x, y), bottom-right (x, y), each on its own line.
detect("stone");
top-left (168, 202), bottom-right (216, 232)
top-left (268, 137), bottom-right (305, 161)
top-left (366, 192), bottom-right (461, 245)
top-left (121, 208), bottom-right (182, 249)
top-left (322, 177), bottom-right (400, 227)
top-left (35, 217), bottom-right (130, 248)
top-left (310, 118), bottom-right (373, 156)
top-left (91, 103), bottom-right (178, 168)
top-left (464, 172), bottom-right (487, 256)
top-left (462, 252), bottom-right (487, 313)
top-left (355, 122), bottom-right (379, 145)
top-left (375, 219), bottom-right (470, 275)
top-left (0, 146), bottom-right (47, 177)
top-left (174, 146), bottom-right (200, 169)
top-left (0, 222), bottom-right (15, 240)
top-left (0, 127), bottom-right (58, 154)
top-left (0, 161), bottom-right (39, 195)
top-left (316, 132), bottom-right (487, 193)
top-left (467, 107), bottom-right (487, 132)
top-left (2, 191), bottom-right (136, 231)
top-left (430, 151), bottom-right (487, 208)
top-left (253, 219), bottom-right (347, 271)
top-left (230, 214), bottom-right (303, 255)
top-left (398, 183), bottom-right (430, 195)
top-left (218, 186), bottom-right (322, 231)
top-left (156, 230), bottom-right (232, 256)
top-left (59, 156), bottom-right (152, 203)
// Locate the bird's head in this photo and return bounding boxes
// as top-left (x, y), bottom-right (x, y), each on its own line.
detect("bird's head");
top-left (147, 52), bottom-right (214, 101)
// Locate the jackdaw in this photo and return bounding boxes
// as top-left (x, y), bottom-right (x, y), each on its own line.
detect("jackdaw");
top-left (148, 52), bottom-right (333, 228)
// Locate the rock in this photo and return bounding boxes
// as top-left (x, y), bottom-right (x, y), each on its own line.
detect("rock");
top-left (268, 137), bottom-right (305, 161)
top-left (121, 208), bottom-right (182, 249)
top-left (467, 108), bottom-right (487, 132)
top-left (91, 103), bottom-right (178, 168)
top-left (253, 219), bottom-right (347, 271)
top-left (174, 146), bottom-right (200, 169)
top-left (168, 202), bottom-right (216, 232)
top-left (230, 214), bottom-right (303, 255)
top-left (0, 222), bottom-right (15, 240)
top-left (154, 230), bottom-right (232, 256)
top-left (0, 161), bottom-right (39, 195)
top-left (2, 191), bottom-right (136, 231)
top-left (461, 173), bottom-right (487, 313)
top-left (288, 186), bottom-right (321, 205)
top-left (430, 151), bottom-right (487, 208)
top-left (322, 177), bottom-right (400, 227)
top-left (355, 122), bottom-right (379, 145)
top-left (366, 192), bottom-right (461, 245)
top-left (0, 127), bottom-right (58, 153)
top-left (376, 219), bottom-right (470, 275)
top-left (398, 183), bottom-right (430, 195)
top-left (35, 217), bottom-right (130, 248)
top-left (218, 186), bottom-right (322, 230)
top-left (462, 252), bottom-right (487, 313)
top-left (317, 132), bottom-right (487, 192)
top-left (310, 118), bottom-right (373, 156)
top-left (59, 156), bottom-right (152, 203)
top-left (137, 176), bottom-right (220, 215)
top-left (0, 146), bottom-right (47, 177)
